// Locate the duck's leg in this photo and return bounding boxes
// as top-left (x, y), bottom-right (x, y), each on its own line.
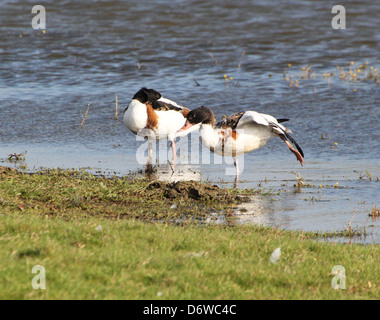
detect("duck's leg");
top-left (234, 157), bottom-right (239, 175)
top-left (145, 140), bottom-right (154, 175)
top-left (234, 157), bottom-right (239, 187)
top-left (169, 140), bottom-right (176, 172)
top-left (147, 140), bottom-right (153, 164)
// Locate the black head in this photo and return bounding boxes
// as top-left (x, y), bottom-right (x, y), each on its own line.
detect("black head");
top-left (186, 106), bottom-right (215, 125)
top-left (132, 87), bottom-right (162, 103)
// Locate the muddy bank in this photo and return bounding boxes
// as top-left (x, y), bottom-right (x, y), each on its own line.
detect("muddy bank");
top-left (0, 166), bottom-right (253, 222)
top-left (0, 166), bottom-right (244, 203)
top-left (147, 180), bottom-right (239, 201)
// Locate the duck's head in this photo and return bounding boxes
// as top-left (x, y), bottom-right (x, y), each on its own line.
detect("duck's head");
top-left (178, 106), bottom-right (215, 133)
top-left (133, 87), bottom-right (161, 103)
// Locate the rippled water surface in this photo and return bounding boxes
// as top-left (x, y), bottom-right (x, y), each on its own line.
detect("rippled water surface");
top-left (1, 0), bottom-right (379, 242)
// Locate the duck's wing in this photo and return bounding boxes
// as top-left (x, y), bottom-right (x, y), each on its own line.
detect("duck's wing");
top-left (236, 111), bottom-right (304, 164)
top-left (150, 97), bottom-right (190, 116)
top-left (215, 112), bottom-right (245, 129)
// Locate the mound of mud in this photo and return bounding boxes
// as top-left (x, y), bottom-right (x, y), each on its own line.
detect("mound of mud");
top-left (0, 166), bottom-right (18, 175)
top-left (147, 180), bottom-right (237, 201)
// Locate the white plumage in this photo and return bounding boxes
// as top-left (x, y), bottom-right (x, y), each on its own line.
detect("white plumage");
top-left (124, 88), bottom-right (190, 166)
top-left (178, 106), bottom-right (304, 181)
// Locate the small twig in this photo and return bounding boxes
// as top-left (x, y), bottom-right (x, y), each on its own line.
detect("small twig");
top-left (346, 209), bottom-right (356, 231)
top-left (80, 103), bottom-right (91, 126)
top-left (238, 49), bottom-right (246, 68)
top-left (193, 79), bottom-right (200, 87)
top-left (208, 52), bottom-right (218, 65)
top-left (114, 94), bottom-right (120, 120)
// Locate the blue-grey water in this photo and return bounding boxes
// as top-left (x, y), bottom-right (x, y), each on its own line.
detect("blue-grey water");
top-left (1, 0), bottom-right (379, 243)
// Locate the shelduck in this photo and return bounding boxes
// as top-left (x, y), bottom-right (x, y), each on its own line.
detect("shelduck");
top-left (178, 106), bottom-right (304, 180)
top-left (124, 87), bottom-right (190, 165)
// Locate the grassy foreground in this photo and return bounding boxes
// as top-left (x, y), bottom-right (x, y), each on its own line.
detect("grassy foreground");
top-left (0, 167), bottom-right (378, 299)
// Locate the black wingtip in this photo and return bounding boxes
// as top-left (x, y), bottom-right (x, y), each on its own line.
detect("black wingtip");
top-left (277, 118), bottom-right (289, 123)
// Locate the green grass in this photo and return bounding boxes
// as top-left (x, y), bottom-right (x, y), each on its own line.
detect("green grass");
top-left (0, 167), bottom-right (379, 299)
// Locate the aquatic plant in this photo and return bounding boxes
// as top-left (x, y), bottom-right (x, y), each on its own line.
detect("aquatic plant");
top-left (369, 205), bottom-right (380, 218)
top-left (283, 61), bottom-right (380, 89)
top-left (294, 173), bottom-right (314, 191)
top-left (6, 151), bottom-right (27, 162)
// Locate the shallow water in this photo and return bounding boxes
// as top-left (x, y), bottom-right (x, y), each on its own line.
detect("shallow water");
top-left (1, 0), bottom-right (379, 243)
